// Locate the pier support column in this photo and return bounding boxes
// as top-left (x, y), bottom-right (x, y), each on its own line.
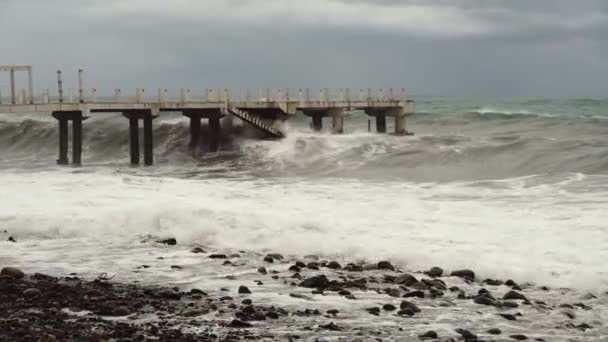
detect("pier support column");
top-left (57, 117), bottom-right (69, 165)
top-left (330, 108), bottom-right (344, 134)
top-left (143, 112), bottom-right (154, 166)
top-left (208, 116), bottom-right (221, 153)
top-left (312, 113), bottom-right (323, 131)
top-left (52, 111), bottom-right (86, 166)
top-left (183, 111), bottom-right (204, 156)
top-left (123, 110), bottom-right (155, 166)
top-left (188, 114), bottom-right (202, 151)
top-left (128, 118), bottom-right (140, 165)
top-left (389, 108), bottom-right (406, 135)
top-left (376, 114), bottom-right (387, 133)
top-left (72, 112), bottom-right (83, 165)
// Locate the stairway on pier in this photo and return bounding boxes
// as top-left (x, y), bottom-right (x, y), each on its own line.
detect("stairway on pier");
top-left (226, 107), bottom-right (284, 139)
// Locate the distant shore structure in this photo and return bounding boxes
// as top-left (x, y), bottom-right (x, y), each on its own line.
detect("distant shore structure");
top-left (0, 66), bottom-right (415, 166)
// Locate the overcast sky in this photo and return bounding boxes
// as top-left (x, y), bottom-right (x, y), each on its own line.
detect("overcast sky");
top-left (1, 0), bottom-right (606, 97)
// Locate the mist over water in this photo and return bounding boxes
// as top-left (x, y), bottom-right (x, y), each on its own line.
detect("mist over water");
top-left (1, 97), bottom-right (608, 290)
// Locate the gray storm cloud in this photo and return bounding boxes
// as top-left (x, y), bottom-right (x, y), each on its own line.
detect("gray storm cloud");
top-left (0, 0), bottom-right (606, 97)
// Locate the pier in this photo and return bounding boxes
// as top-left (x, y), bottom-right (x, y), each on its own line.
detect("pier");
top-left (0, 66), bottom-right (415, 166)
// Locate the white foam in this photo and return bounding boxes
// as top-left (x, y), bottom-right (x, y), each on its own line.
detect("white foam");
top-left (1, 168), bottom-right (607, 291)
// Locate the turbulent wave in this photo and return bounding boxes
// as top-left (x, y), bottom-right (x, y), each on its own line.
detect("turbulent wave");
top-left (1, 110), bottom-right (607, 181)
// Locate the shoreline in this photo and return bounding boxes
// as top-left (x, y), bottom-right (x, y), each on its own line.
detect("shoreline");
top-left (1, 248), bottom-right (605, 341)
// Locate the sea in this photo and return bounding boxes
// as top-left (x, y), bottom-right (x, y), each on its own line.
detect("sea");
top-left (1, 97), bottom-right (607, 339)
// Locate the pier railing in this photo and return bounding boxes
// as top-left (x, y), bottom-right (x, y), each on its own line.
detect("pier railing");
top-left (0, 87), bottom-right (410, 105)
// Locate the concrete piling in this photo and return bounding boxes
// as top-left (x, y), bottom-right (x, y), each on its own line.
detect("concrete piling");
top-left (72, 113), bottom-right (83, 165)
top-left (376, 114), bottom-right (387, 133)
top-left (127, 117), bottom-right (140, 165)
top-left (143, 112), bottom-right (153, 166)
top-left (330, 108), bottom-right (344, 134)
top-left (209, 116), bottom-right (221, 153)
top-left (52, 111), bottom-right (85, 165)
top-left (312, 113), bottom-right (323, 131)
top-left (57, 117), bottom-right (69, 165)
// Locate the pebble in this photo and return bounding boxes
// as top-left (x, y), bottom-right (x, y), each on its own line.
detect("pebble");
top-left (510, 334), bottom-right (528, 340)
top-left (23, 288), bottom-right (42, 298)
top-left (327, 261), bottom-right (342, 269)
top-left (503, 290), bottom-right (527, 301)
top-left (257, 266), bottom-right (267, 275)
top-left (320, 322), bottom-right (341, 331)
top-left (209, 254), bottom-right (227, 259)
top-left (190, 247), bottom-right (205, 253)
top-left (1, 267), bottom-right (24, 279)
top-left (299, 275), bottom-right (329, 289)
top-left (394, 274), bottom-right (418, 286)
top-left (397, 308), bottom-right (415, 317)
top-left (382, 304), bottom-right (396, 311)
top-left (377, 261), bottom-right (395, 271)
top-left (450, 269), bottom-right (475, 281)
top-left (238, 286), bottom-right (251, 294)
top-left (497, 313), bottom-right (517, 321)
top-left (400, 300), bottom-right (420, 313)
top-left (455, 328), bottom-right (477, 340)
top-left (403, 290), bottom-right (425, 298)
top-left (487, 328), bottom-right (502, 335)
top-left (418, 330), bottom-right (438, 340)
top-left (427, 267), bottom-right (443, 278)
top-left (366, 307), bottom-right (381, 315)
top-left (228, 319), bottom-right (252, 328)
top-left (156, 238), bottom-right (177, 245)
top-left (473, 295), bottom-right (495, 306)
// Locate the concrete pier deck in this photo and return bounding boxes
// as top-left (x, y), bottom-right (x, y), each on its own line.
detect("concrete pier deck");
top-left (0, 66), bottom-right (415, 166)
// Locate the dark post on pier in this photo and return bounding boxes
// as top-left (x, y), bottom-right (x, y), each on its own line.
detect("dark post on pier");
top-left (0, 66), bottom-right (416, 167)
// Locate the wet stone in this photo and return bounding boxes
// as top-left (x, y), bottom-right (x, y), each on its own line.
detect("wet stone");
top-left (498, 313), bottom-right (517, 321)
top-left (427, 267), bottom-right (443, 278)
top-left (257, 266), bottom-right (267, 275)
top-left (487, 328), bottom-right (502, 335)
top-left (22, 288), bottom-right (42, 298)
top-left (320, 322), bottom-right (341, 331)
top-left (419, 330), bottom-right (438, 340)
top-left (394, 274), bottom-right (418, 286)
top-left (238, 286), bottom-right (251, 294)
top-left (510, 334), bottom-right (528, 340)
top-left (228, 319), bottom-right (252, 328)
top-left (450, 269), bottom-right (475, 281)
top-left (1, 267), bottom-right (24, 279)
top-left (455, 328), bottom-right (477, 340)
top-left (209, 254), bottom-right (227, 259)
top-left (299, 275), bottom-right (329, 289)
top-left (377, 261), bottom-right (395, 271)
top-left (327, 261), bottom-right (342, 269)
top-left (307, 262), bottom-right (320, 270)
top-left (400, 300), bottom-right (421, 313)
top-left (190, 247), bottom-right (205, 253)
top-left (403, 290), bottom-right (425, 298)
top-left (383, 304), bottom-right (397, 311)
top-left (156, 238), bottom-right (177, 245)
top-left (366, 307), bottom-right (381, 316)
top-left (503, 290), bottom-right (527, 301)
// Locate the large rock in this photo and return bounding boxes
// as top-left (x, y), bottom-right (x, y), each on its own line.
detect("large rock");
top-left (299, 275), bottom-right (329, 289)
top-left (503, 290), bottom-right (527, 301)
top-left (377, 261), bottom-right (395, 271)
top-left (427, 267), bottom-right (443, 278)
top-left (450, 269), bottom-right (475, 281)
top-left (1, 267), bottom-right (24, 279)
top-left (394, 274), bottom-right (418, 286)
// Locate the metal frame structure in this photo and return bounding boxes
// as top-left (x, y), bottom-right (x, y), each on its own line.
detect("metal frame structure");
top-left (0, 65), bottom-right (34, 104)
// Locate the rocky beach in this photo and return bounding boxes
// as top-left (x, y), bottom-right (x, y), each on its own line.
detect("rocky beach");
top-left (1, 241), bottom-right (605, 341)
